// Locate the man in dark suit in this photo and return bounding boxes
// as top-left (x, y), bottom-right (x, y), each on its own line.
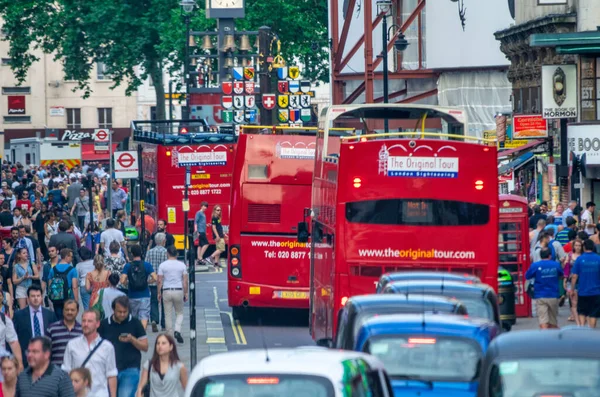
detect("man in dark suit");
top-left (49, 220), bottom-right (81, 264)
top-left (13, 285), bottom-right (57, 366)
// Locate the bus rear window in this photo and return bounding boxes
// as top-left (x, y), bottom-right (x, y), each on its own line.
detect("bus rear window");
top-left (192, 374), bottom-right (335, 397)
top-left (346, 199), bottom-right (489, 226)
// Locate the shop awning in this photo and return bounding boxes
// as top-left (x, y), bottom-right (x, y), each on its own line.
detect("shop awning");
top-left (530, 30), bottom-right (600, 54)
top-left (498, 139), bottom-right (545, 159)
top-left (81, 143), bottom-right (118, 162)
top-left (498, 152), bottom-right (534, 175)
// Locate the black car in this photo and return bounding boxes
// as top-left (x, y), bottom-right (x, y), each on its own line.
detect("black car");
top-left (478, 327), bottom-right (600, 396)
top-left (334, 293), bottom-right (468, 350)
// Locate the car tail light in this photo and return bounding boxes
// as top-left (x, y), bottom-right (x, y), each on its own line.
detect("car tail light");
top-left (408, 337), bottom-right (436, 344)
top-left (166, 151), bottom-right (171, 157)
top-left (475, 180), bottom-right (484, 190)
top-left (229, 245), bottom-right (241, 278)
top-left (341, 296), bottom-right (348, 306)
top-left (353, 178), bottom-right (361, 188)
top-left (247, 377), bottom-right (279, 385)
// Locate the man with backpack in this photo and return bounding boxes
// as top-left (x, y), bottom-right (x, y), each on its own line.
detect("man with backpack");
top-left (120, 245), bottom-right (156, 329)
top-left (47, 248), bottom-right (79, 320)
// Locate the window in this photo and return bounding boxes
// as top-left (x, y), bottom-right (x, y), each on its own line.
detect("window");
top-left (66, 108), bottom-right (81, 129)
top-left (2, 87), bottom-right (31, 95)
top-left (96, 62), bottom-right (110, 80)
top-left (1, 58), bottom-right (11, 66)
top-left (98, 108), bottom-right (113, 128)
top-left (150, 106), bottom-right (157, 120)
top-left (346, 199), bottom-right (490, 226)
top-left (3, 116), bottom-right (31, 123)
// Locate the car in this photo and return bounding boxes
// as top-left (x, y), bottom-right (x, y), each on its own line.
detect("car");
top-left (335, 293), bottom-right (469, 350)
top-left (184, 347), bottom-right (395, 397)
top-left (382, 280), bottom-right (501, 328)
top-left (355, 313), bottom-right (500, 397)
top-left (376, 271), bottom-right (481, 293)
top-left (477, 328), bottom-right (600, 396)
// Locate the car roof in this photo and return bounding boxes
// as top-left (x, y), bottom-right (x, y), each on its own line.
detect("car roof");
top-left (381, 271), bottom-right (480, 282)
top-left (348, 293), bottom-right (464, 308)
top-left (487, 328), bottom-right (600, 359)
top-left (385, 280), bottom-right (493, 294)
top-left (357, 314), bottom-right (496, 339)
top-left (187, 348), bottom-right (386, 384)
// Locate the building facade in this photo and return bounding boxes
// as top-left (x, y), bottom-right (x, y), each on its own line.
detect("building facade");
top-left (0, 25), bottom-right (137, 158)
top-left (495, 0), bottom-right (600, 207)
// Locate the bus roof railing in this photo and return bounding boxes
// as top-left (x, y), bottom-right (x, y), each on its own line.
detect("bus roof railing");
top-left (131, 119), bottom-right (237, 145)
top-left (241, 125), bottom-right (355, 137)
top-left (340, 132), bottom-right (497, 145)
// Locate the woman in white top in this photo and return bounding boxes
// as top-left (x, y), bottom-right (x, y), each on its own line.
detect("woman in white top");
top-left (136, 333), bottom-right (188, 397)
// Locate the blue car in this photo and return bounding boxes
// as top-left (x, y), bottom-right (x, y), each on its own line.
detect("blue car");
top-left (355, 313), bottom-right (500, 397)
top-left (376, 271), bottom-right (481, 293)
top-left (334, 294), bottom-right (468, 350)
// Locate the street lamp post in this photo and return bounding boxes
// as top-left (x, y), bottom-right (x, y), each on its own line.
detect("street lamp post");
top-left (376, 0), bottom-right (408, 132)
top-left (181, 0), bottom-right (195, 120)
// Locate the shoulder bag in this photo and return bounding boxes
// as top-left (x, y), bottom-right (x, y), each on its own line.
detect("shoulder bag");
top-left (142, 361), bottom-right (152, 397)
top-left (82, 338), bottom-right (104, 368)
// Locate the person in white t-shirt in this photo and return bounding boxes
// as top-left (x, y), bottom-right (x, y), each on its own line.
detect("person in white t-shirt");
top-left (581, 201), bottom-right (596, 236)
top-left (157, 246), bottom-right (188, 344)
top-left (100, 218), bottom-right (125, 257)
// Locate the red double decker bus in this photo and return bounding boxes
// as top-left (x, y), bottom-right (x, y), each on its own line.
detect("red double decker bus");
top-left (304, 104), bottom-right (498, 345)
top-left (132, 120), bottom-right (236, 249)
top-left (227, 126), bottom-right (351, 319)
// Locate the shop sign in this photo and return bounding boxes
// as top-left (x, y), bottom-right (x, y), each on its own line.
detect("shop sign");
top-left (503, 140), bottom-right (529, 149)
top-left (49, 106), bottom-right (65, 117)
top-left (567, 124), bottom-right (600, 165)
top-left (513, 115), bottom-right (548, 139)
top-left (62, 130), bottom-right (104, 141)
top-left (499, 173), bottom-right (513, 183)
top-left (541, 64), bottom-right (578, 119)
top-left (7, 96), bottom-right (25, 114)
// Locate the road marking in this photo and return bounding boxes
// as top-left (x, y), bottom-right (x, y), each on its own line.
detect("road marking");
top-left (235, 319), bottom-right (247, 345)
top-left (219, 299), bottom-right (228, 302)
top-left (206, 337), bottom-right (226, 344)
top-left (213, 287), bottom-right (219, 310)
top-left (222, 311), bottom-right (241, 344)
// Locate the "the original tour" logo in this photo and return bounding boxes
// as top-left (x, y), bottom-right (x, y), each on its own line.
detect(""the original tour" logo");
top-left (378, 143), bottom-right (459, 178)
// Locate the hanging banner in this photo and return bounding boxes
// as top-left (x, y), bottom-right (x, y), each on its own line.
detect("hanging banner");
top-left (541, 64), bottom-right (577, 119)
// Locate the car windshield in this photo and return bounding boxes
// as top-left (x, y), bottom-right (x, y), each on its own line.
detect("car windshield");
top-left (367, 336), bottom-right (481, 382)
top-left (458, 296), bottom-right (494, 320)
top-left (193, 374), bottom-right (335, 397)
top-left (490, 358), bottom-right (600, 396)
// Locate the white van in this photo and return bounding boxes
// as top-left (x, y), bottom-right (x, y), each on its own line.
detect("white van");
top-left (185, 347), bottom-right (394, 397)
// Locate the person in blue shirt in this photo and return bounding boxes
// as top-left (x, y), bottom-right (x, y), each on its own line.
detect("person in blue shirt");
top-left (121, 244), bottom-right (156, 329)
top-left (526, 247), bottom-right (564, 329)
top-left (47, 247), bottom-right (79, 321)
top-left (571, 238), bottom-right (600, 328)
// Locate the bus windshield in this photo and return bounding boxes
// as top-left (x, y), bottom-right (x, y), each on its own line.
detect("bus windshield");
top-left (490, 358), bottom-right (600, 396)
top-left (193, 374), bottom-right (335, 397)
top-left (367, 336), bottom-right (481, 382)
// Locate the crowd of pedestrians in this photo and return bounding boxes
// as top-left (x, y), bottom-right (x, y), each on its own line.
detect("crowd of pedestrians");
top-left (0, 161), bottom-right (190, 396)
top-left (526, 200), bottom-right (600, 329)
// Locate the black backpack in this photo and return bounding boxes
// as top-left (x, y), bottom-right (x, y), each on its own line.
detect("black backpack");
top-left (127, 261), bottom-right (148, 292)
top-left (48, 266), bottom-right (73, 304)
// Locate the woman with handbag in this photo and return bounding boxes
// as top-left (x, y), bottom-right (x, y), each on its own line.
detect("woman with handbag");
top-left (136, 333), bottom-right (187, 397)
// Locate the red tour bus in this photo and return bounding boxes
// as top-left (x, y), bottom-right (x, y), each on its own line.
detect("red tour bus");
top-left (132, 120), bottom-right (237, 249)
top-left (302, 104), bottom-right (499, 345)
top-left (227, 125), bottom-right (351, 319)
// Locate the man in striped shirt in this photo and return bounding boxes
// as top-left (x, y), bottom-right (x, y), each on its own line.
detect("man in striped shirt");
top-left (47, 299), bottom-right (82, 365)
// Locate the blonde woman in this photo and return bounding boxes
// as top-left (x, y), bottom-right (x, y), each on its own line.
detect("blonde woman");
top-left (1, 355), bottom-right (19, 397)
top-left (86, 255), bottom-right (110, 308)
top-left (208, 205), bottom-right (227, 267)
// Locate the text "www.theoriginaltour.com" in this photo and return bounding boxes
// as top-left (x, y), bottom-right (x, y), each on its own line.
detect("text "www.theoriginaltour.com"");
top-left (250, 240), bottom-right (309, 249)
top-left (358, 248), bottom-right (475, 260)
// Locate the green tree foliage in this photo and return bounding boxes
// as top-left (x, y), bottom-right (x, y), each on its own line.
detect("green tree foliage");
top-left (0, 0), bottom-right (328, 121)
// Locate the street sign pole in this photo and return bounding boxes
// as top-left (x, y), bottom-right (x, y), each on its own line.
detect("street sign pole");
top-left (108, 129), bottom-right (114, 219)
top-left (184, 166), bottom-right (197, 366)
top-left (138, 144), bottom-right (146, 256)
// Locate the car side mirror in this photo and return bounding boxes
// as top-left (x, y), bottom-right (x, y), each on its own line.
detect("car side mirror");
top-left (297, 221), bottom-right (309, 243)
